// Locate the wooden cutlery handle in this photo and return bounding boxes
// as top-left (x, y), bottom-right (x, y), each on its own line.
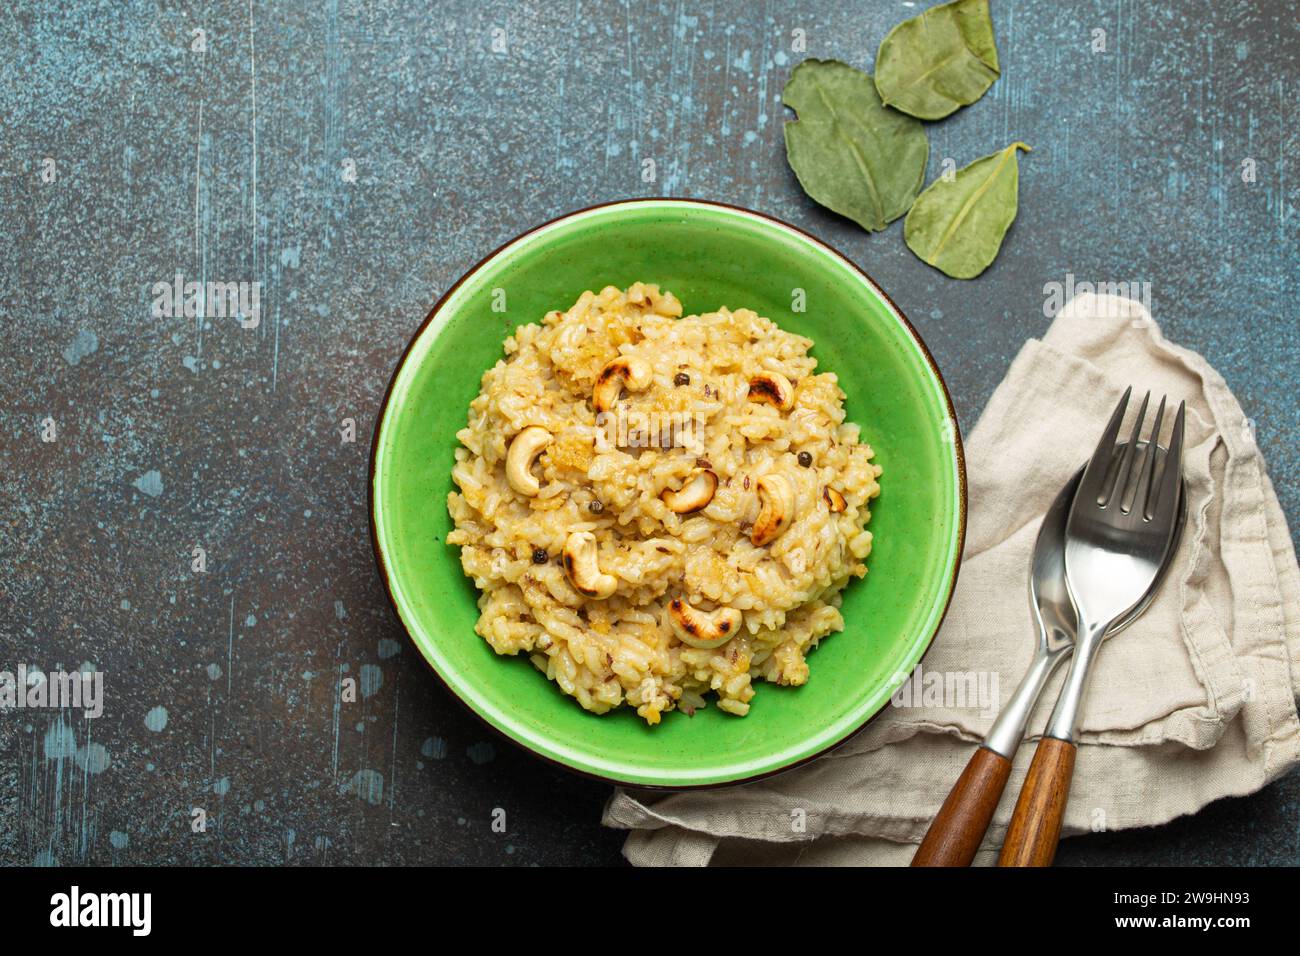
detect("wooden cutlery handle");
top-left (997, 736), bottom-right (1077, 867)
top-left (911, 746), bottom-right (1012, 867)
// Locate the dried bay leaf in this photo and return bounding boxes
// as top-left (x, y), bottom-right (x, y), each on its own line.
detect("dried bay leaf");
top-left (875, 0), bottom-right (1000, 121)
top-left (904, 142), bottom-right (1030, 279)
top-left (782, 58), bottom-right (929, 233)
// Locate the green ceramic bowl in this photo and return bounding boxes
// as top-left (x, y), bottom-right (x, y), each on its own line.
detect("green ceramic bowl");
top-left (370, 199), bottom-right (965, 788)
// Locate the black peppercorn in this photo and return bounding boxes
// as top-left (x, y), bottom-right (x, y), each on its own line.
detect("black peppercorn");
top-left (531, 548), bottom-right (548, 564)
top-left (797, 451), bottom-right (813, 467)
top-left (674, 372), bottom-right (690, 386)
top-left (589, 500), bottom-right (604, 513)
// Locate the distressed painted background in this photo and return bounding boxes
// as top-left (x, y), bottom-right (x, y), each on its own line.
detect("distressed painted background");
top-left (1, 0), bottom-right (1296, 866)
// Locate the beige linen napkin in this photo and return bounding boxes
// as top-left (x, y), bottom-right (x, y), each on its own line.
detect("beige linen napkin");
top-left (603, 292), bottom-right (1300, 866)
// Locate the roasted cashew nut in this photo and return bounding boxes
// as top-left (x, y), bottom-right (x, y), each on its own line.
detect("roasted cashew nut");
top-left (751, 474), bottom-right (794, 547)
top-left (823, 486), bottom-right (847, 513)
top-left (660, 469), bottom-right (718, 514)
top-left (668, 599), bottom-right (742, 650)
top-left (593, 356), bottom-right (652, 413)
top-left (747, 372), bottom-right (794, 411)
top-left (562, 531), bottom-right (618, 599)
top-left (505, 426), bottom-right (552, 497)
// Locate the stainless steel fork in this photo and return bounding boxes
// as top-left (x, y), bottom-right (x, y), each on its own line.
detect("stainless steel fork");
top-left (998, 387), bottom-right (1186, 866)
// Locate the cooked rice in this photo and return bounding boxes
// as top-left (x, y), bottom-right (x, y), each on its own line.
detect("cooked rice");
top-left (446, 283), bottom-right (881, 723)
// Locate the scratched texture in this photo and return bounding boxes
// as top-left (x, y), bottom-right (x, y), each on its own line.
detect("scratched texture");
top-left (0, 0), bottom-right (1296, 866)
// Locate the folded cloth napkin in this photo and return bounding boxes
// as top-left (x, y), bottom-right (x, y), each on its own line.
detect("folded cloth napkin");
top-left (603, 292), bottom-right (1300, 866)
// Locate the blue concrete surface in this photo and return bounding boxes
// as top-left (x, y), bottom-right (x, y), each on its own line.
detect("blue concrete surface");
top-left (0, 0), bottom-right (1295, 865)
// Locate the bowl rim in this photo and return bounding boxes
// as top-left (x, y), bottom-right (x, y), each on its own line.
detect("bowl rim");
top-left (368, 197), bottom-right (968, 790)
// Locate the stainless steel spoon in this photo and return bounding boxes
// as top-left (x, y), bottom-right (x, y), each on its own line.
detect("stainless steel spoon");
top-left (912, 442), bottom-right (1184, 866)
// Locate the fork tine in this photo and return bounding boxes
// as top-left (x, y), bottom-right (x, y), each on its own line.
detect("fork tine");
top-left (1112, 391), bottom-right (1150, 511)
top-left (1133, 395), bottom-right (1166, 516)
top-left (1149, 400), bottom-right (1186, 519)
top-left (1079, 387), bottom-right (1131, 506)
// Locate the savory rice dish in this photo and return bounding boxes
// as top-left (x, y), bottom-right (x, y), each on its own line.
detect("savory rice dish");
top-left (446, 283), bottom-right (881, 723)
